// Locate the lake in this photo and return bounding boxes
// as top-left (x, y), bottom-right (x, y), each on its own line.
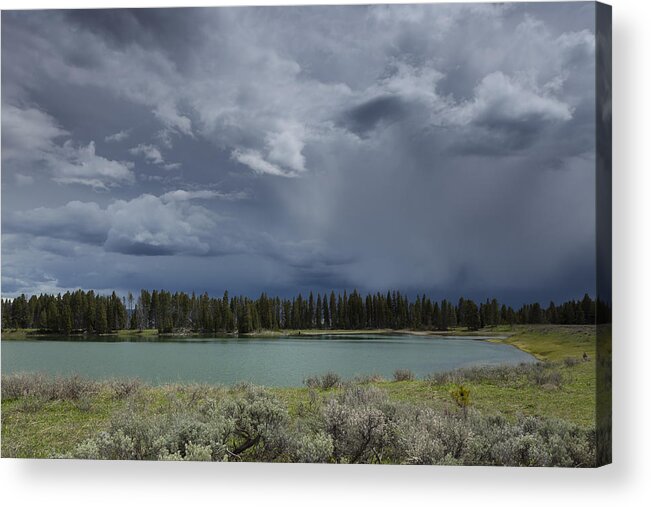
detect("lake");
top-left (1, 334), bottom-right (536, 386)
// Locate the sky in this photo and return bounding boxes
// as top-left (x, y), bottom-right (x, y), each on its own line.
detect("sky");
top-left (1, 3), bottom-right (599, 305)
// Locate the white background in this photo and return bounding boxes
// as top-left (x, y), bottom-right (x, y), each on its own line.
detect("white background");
top-left (0, 0), bottom-right (649, 505)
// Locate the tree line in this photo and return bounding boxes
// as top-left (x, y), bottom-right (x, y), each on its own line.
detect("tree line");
top-left (1, 289), bottom-right (607, 335)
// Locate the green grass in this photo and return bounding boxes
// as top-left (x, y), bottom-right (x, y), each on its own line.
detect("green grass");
top-left (496, 325), bottom-right (596, 360)
top-left (1, 328), bottom-right (43, 340)
top-left (116, 329), bottom-right (160, 337)
top-left (1, 395), bottom-right (123, 458)
top-left (2, 328), bottom-right (162, 340)
top-left (1, 324), bottom-right (600, 458)
top-left (374, 362), bottom-right (595, 427)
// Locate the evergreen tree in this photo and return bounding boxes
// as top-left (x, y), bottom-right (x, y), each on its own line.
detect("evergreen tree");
top-left (323, 296), bottom-right (330, 329)
top-left (47, 300), bottom-right (60, 332)
top-left (96, 303), bottom-right (108, 334)
top-left (308, 292), bottom-right (315, 328)
top-left (463, 300), bottom-right (481, 331)
top-left (315, 294), bottom-right (322, 329)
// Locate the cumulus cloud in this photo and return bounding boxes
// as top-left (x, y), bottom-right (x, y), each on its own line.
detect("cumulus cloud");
top-left (129, 143), bottom-right (180, 170)
top-left (1, 103), bottom-right (68, 162)
top-left (456, 72), bottom-right (573, 126)
top-left (7, 191), bottom-right (249, 257)
top-left (129, 143), bottom-right (164, 164)
top-left (153, 102), bottom-right (193, 137)
top-left (10, 201), bottom-right (110, 244)
top-left (160, 189), bottom-right (248, 202)
top-left (104, 195), bottom-right (217, 256)
top-left (53, 141), bottom-right (135, 189)
top-left (2, 103), bottom-right (135, 189)
top-left (231, 148), bottom-right (299, 178)
top-left (104, 129), bottom-right (130, 143)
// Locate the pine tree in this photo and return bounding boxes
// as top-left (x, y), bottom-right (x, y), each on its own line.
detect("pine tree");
top-left (490, 298), bottom-right (499, 327)
top-left (463, 300), bottom-right (481, 331)
top-left (238, 302), bottom-right (254, 334)
top-left (315, 294), bottom-right (322, 329)
top-left (323, 296), bottom-right (330, 329)
top-left (308, 292), bottom-right (315, 328)
top-left (47, 300), bottom-right (60, 332)
top-left (62, 304), bottom-right (73, 335)
top-left (96, 303), bottom-right (108, 335)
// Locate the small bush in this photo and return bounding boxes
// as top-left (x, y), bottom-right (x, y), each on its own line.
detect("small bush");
top-left (563, 357), bottom-right (580, 368)
top-left (529, 369), bottom-right (563, 388)
top-left (322, 386), bottom-right (390, 464)
top-left (354, 374), bottom-right (384, 384)
top-left (393, 369), bottom-right (415, 382)
top-left (303, 371), bottom-right (341, 390)
top-left (221, 383), bottom-right (291, 460)
top-left (58, 376), bottom-right (96, 400)
top-left (107, 378), bottom-right (142, 400)
top-left (290, 432), bottom-right (334, 463)
top-left (449, 385), bottom-right (471, 418)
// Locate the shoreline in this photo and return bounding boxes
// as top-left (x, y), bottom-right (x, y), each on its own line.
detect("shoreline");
top-left (1, 326), bottom-right (515, 341)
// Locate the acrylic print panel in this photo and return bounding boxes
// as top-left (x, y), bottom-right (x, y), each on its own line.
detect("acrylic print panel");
top-left (0, 2), bottom-right (611, 466)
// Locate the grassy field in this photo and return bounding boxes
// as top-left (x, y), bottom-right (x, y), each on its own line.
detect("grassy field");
top-left (1, 329), bottom-right (43, 340)
top-left (116, 329), bottom-right (160, 337)
top-left (1, 325), bottom-right (598, 460)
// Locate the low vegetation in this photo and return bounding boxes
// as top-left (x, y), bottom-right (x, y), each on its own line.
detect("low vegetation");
top-left (304, 372), bottom-right (342, 390)
top-left (2, 375), bottom-right (595, 466)
top-left (393, 369), bottom-right (415, 382)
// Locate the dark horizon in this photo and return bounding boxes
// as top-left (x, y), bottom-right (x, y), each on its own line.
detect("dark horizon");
top-left (2, 4), bottom-right (598, 306)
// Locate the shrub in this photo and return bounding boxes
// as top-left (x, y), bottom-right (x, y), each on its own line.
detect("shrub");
top-left (290, 432), bottom-right (334, 463)
top-left (529, 368), bottom-right (563, 388)
top-left (426, 362), bottom-right (554, 387)
top-left (107, 378), bottom-right (142, 400)
top-left (60, 383), bottom-right (298, 462)
top-left (1, 373), bottom-right (97, 401)
top-left (450, 385), bottom-right (471, 417)
top-left (354, 374), bottom-right (384, 384)
top-left (563, 357), bottom-right (580, 368)
top-left (1, 373), bottom-right (42, 400)
top-left (220, 383), bottom-right (291, 460)
top-left (393, 369), bottom-right (415, 382)
top-left (322, 394), bottom-right (389, 463)
top-left (51, 378), bottom-right (595, 466)
top-left (303, 371), bottom-right (341, 389)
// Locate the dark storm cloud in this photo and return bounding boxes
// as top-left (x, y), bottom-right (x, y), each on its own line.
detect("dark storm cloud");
top-left (64, 8), bottom-right (209, 68)
top-left (341, 95), bottom-right (409, 137)
top-left (1, 4), bottom-right (599, 304)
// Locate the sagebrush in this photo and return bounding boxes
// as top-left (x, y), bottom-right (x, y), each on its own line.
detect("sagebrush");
top-left (0, 376), bottom-right (594, 466)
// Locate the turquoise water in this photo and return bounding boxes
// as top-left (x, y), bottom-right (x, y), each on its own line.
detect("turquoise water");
top-left (1, 334), bottom-right (536, 386)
